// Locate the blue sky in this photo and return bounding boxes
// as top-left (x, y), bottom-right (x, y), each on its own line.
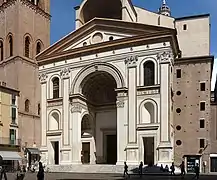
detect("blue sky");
top-left (50, 0), bottom-right (217, 88)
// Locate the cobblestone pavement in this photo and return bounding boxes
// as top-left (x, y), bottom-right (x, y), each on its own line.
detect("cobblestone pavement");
top-left (5, 172), bottom-right (217, 180)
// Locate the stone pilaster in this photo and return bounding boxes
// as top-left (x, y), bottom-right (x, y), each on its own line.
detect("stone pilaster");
top-left (116, 88), bottom-right (128, 165)
top-left (125, 56), bottom-right (139, 165)
top-left (70, 103), bottom-right (82, 164)
top-left (157, 51), bottom-right (173, 163)
top-left (60, 68), bottom-right (70, 146)
top-left (39, 72), bottom-right (48, 148)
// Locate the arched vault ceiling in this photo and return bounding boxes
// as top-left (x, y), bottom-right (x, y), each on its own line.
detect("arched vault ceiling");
top-left (81, 71), bottom-right (117, 105)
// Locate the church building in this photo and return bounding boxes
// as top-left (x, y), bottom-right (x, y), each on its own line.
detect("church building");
top-left (37, 0), bottom-right (216, 173)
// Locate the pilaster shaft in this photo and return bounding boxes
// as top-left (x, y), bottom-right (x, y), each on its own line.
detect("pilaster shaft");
top-left (39, 73), bottom-right (48, 147)
top-left (61, 68), bottom-right (70, 146)
top-left (70, 103), bottom-right (82, 164)
top-left (125, 56), bottom-right (138, 143)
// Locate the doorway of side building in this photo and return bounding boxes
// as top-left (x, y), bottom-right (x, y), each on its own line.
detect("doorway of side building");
top-left (51, 141), bottom-right (59, 165)
top-left (211, 157), bottom-right (217, 172)
top-left (143, 137), bottom-right (154, 165)
top-left (106, 134), bottom-right (117, 164)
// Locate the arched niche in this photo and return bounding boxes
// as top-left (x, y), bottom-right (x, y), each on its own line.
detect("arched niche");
top-left (140, 99), bottom-right (158, 124)
top-left (79, 0), bottom-right (122, 24)
top-left (49, 111), bottom-right (60, 131)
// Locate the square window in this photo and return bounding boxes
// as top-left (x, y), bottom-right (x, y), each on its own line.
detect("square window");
top-left (200, 139), bottom-right (205, 148)
top-left (200, 102), bottom-right (205, 111)
top-left (200, 119), bottom-right (205, 128)
top-left (200, 83), bottom-right (205, 91)
top-left (176, 69), bottom-right (181, 78)
top-left (183, 24), bottom-right (187, 30)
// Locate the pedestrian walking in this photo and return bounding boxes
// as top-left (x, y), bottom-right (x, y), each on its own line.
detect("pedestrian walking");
top-left (170, 162), bottom-right (175, 175)
top-left (192, 163), bottom-right (200, 180)
top-left (139, 161), bottom-right (143, 177)
top-left (180, 161), bottom-right (185, 178)
top-left (37, 162), bottom-right (44, 180)
top-left (123, 162), bottom-right (129, 178)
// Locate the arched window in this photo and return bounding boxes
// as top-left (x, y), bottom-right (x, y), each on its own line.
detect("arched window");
top-left (9, 35), bottom-right (13, 57)
top-left (25, 99), bottom-right (30, 112)
top-left (0, 41), bottom-right (3, 61)
top-left (36, 42), bottom-right (41, 55)
top-left (144, 61), bottom-right (155, 86)
top-left (52, 77), bottom-right (59, 99)
top-left (25, 36), bottom-right (30, 58)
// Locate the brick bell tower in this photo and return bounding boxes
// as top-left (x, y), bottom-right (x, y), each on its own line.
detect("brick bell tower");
top-left (0, 0), bottom-right (50, 158)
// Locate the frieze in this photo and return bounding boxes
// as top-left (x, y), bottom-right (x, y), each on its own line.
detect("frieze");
top-left (137, 89), bottom-right (159, 96)
top-left (47, 100), bottom-right (63, 107)
top-left (116, 101), bottom-right (125, 108)
top-left (157, 51), bottom-right (173, 64)
top-left (71, 104), bottom-right (82, 113)
top-left (20, 0), bottom-right (51, 19)
top-left (60, 67), bottom-right (71, 79)
top-left (0, 0), bottom-right (16, 13)
top-left (39, 72), bottom-right (48, 83)
top-left (125, 56), bottom-right (138, 68)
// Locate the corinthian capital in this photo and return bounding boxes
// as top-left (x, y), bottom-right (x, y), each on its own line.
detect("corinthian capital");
top-left (60, 67), bottom-right (71, 79)
top-left (157, 51), bottom-right (174, 64)
top-left (125, 56), bottom-right (138, 68)
top-left (71, 104), bottom-right (82, 113)
top-left (39, 72), bottom-right (48, 84)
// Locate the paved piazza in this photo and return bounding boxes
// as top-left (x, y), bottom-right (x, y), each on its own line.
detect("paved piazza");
top-left (5, 172), bottom-right (217, 180)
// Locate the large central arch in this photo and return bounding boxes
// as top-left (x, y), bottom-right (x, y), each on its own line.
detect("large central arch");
top-left (73, 63), bottom-right (125, 165)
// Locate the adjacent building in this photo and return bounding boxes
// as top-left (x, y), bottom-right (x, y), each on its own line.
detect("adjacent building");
top-left (0, 0), bottom-right (50, 169)
top-left (0, 84), bottom-right (21, 171)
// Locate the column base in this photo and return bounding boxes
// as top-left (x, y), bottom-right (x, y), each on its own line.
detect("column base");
top-left (126, 144), bottom-right (139, 165)
top-left (157, 142), bottom-right (173, 163)
top-left (116, 161), bottom-right (125, 166)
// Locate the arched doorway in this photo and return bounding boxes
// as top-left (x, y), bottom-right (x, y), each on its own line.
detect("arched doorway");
top-left (80, 71), bottom-right (117, 164)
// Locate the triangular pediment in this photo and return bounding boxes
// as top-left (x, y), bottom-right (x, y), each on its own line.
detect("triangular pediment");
top-left (37, 18), bottom-right (177, 64)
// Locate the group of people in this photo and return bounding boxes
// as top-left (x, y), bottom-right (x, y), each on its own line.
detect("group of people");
top-left (16, 162), bottom-right (45, 180)
top-left (123, 160), bottom-right (200, 179)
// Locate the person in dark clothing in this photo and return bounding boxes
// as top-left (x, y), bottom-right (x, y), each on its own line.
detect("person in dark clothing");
top-left (0, 166), bottom-right (7, 180)
top-left (139, 161), bottom-right (143, 177)
top-left (123, 162), bottom-right (129, 178)
top-left (193, 163), bottom-right (200, 180)
top-left (180, 161), bottom-right (185, 178)
top-left (37, 162), bottom-right (44, 180)
top-left (170, 162), bottom-right (175, 175)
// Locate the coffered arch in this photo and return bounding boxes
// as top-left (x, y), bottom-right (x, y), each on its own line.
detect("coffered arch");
top-left (71, 62), bottom-right (126, 94)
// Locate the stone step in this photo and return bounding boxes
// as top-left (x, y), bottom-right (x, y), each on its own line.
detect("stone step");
top-left (46, 164), bottom-right (181, 174)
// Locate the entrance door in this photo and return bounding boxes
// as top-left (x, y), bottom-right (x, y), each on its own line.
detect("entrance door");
top-left (211, 157), bottom-right (217, 172)
top-left (52, 141), bottom-right (59, 165)
top-left (106, 135), bottom-right (117, 164)
top-left (143, 137), bottom-right (154, 166)
top-left (82, 142), bottom-right (90, 164)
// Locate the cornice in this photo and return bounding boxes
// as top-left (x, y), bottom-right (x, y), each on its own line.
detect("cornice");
top-left (20, 0), bottom-right (51, 20)
top-left (0, 0), bottom-right (51, 20)
top-left (0, 56), bottom-right (38, 68)
top-left (0, 0), bottom-right (16, 13)
top-left (38, 47), bottom-right (171, 75)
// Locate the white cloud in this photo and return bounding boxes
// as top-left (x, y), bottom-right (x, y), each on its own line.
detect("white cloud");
top-left (211, 58), bottom-right (217, 91)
